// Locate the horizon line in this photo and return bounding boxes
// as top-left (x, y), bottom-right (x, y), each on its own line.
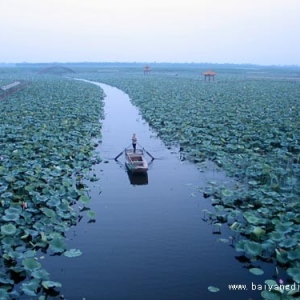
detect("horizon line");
top-left (1, 61), bottom-right (300, 68)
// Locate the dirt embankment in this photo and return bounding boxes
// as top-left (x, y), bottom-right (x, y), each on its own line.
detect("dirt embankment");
top-left (0, 80), bottom-right (31, 100)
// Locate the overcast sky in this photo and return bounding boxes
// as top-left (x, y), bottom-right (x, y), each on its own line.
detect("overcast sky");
top-left (1, 0), bottom-right (299, 65)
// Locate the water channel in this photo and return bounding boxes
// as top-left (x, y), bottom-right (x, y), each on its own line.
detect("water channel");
top-left (42, 82), bottom-right (270, 300)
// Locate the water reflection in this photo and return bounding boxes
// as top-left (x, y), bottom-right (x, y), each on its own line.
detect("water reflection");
top-left (127, 171), bottom-right (149, 185)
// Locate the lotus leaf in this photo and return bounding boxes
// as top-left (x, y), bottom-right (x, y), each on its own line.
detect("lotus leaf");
top-left (275, 249), bottom-right (289, 265)
top-left (35, 194), bottom-right (49, 203)
top-left (8, 250), bottom-right (23, 260)
top-left (261, 290), bottom-right (281, 300)
top-left (243, 240), bottom-right (263, 257)
top-left (3, 175), bottom-right (15, 183)
top-left (279, 237), bottom-right (298, 249)
top-left (293, 224), bottom-right (300, 232)
top-left (0, 202), bottom-right (8, 212)
top-left (230, 221), bottom-right (244, 232)
top-left (25, 170), bottom-right (35, 176)
top-left (221, 188), bottom-right (233, 198)
top-left (1, 223), bottom-right (17, 235)
top-left (287, 249), bottom-right (300, 261)
top-left (21, 279), bottom-right (39, 296)
top-left (1, 191), bottom-right (13, 198)
top-left (13, 180), bottom-right (26, 188)
top-left (250, 226), bottom-right (266, 240)
top-left (218, 238), bottom-right (230, 244)
top-left (22, 258), bottom-right (41, 271)
top-left (2, 253), bottom-right (11, 261)
top-left (265, 279), bottom-right (278, 287)
top-left (261, 240), bottom-right (276, 256)
top-left (64, 249), bottom-right (82, 257)
top-left (25, 228), bottom-right (39, 238)
top-left (31, 269), bottom-right (50, 280)
top-left (249, 267), bottom-right (264, 275)
top-left (285, 211), bottom-right (296, 219)
top-left (49, 237), bottom-right (66, 253)
top-left (47, 197), bottom-right (61, 207)
top-left (275, 223), bottom-right (293, 234)
top-left (292, 232), bottom-right (300, 240)
top-left (257, 207), bottom-right (270, 216)
top-left (260, 198), bottom-right (274, 205)
top-left (1, 236), bottom-right (18, 246)
top-left (33, 221), bottom-right (46, 232)
top-left (48, 232), bottom-right (64, 239)
top-left (57, 211), bottom-right (72, 219)
top-left (0, 289), bottom-right (9, 299)
top-left (42, 280), bottom-right (62, 289)
top-left (0, 274), bottom-right (14, 285)
top-left (214, 205), bottom-right (224, 212)
top-left (243, 212), bottom-right (263, 225)
top-left (287, 267), bottom-right (300, 283)
top-left (79, 194), bottom-right (90, 204)
top-left (235, 240), bottom-right (247, 252)
top-left (2, 212), bottom-right (20, 222)
top-left (9, 290), bottom-right (21, 299)
top-left (5, 207), bottom-right (21, 214)
top-left (23, 249), bottom-right (37, 258)
top-left (0, 185), bottom-right (8, 193)
top-left (40, 207), bottom-right (56, 219)
top-left (25, 184), bottom-right (34, 192)
top-left (207, 286), bottom-right (219, 292)
top-left (87, 210), bottom-right (96, 219)
top-left (269, 231), bottom-right (285, 243)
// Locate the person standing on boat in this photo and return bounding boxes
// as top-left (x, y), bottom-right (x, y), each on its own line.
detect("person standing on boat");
top-left (132, 133), bottom-right (137, 153)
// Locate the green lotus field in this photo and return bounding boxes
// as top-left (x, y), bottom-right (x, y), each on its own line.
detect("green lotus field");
top-left (1, 64), bottom-right (300, 299)
top-left (0, 71), bottom-right (104, 299)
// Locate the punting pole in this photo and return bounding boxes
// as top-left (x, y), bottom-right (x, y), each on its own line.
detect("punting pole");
top-left (114, 144), bottom-right (131, 161)
top-left (138, 143), bottom-right (155, 160)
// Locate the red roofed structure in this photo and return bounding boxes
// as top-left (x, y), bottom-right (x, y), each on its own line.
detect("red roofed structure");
top-left (144, 65), bottom-right (151, 75)
top-left (203, 70), bottom-right (217, 81)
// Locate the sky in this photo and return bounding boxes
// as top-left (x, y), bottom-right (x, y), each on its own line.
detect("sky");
top-left (0, 0), bottom-right (299, 65)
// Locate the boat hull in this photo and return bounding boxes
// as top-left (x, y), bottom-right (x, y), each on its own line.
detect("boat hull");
top-left (125, 149), bottom-right (148, 173)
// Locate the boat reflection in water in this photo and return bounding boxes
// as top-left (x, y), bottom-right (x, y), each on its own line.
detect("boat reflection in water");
top-left (127, 171), bottom-right (148, 185)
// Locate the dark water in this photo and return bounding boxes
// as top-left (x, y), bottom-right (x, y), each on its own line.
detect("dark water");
top-left (42, 82), bottom-right (272, 300)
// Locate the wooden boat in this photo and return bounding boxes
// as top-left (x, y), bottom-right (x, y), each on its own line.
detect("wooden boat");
top-left (125, 148), bottom-right (148, 173)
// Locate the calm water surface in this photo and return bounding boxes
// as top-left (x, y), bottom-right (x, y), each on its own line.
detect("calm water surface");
top-left (42, 82), bottom-right (271, 300)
